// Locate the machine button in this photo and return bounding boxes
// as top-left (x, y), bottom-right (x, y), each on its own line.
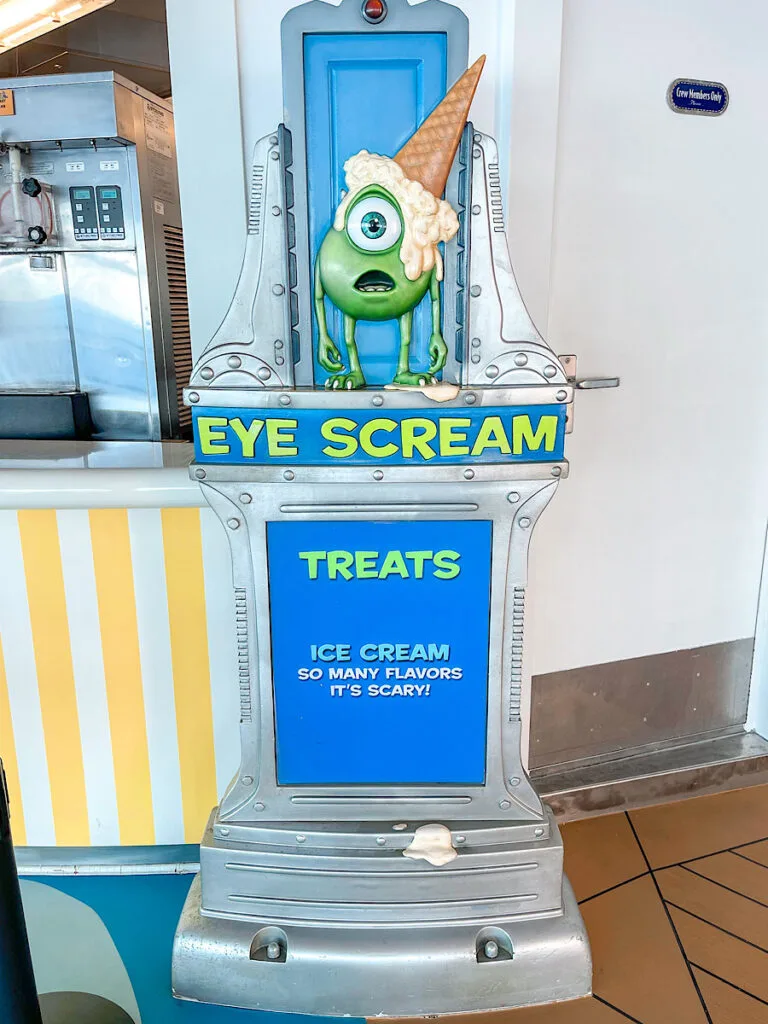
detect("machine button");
top-left (102, 203), bottom-right (109, 210)
top-left (75, 203), bottom-right (83, 211)
top-left (103, 215), bottom-right (110, 222)
top-left (76, 215), bottom-right (84, 223)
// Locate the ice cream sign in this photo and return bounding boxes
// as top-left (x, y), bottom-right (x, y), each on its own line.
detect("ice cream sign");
top-left (192, 405), bottom-right (566, 465)
top-left (268, 519), bottom-right (492, 785)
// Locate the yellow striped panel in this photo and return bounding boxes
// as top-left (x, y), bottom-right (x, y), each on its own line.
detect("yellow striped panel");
top-left (90, 509), bottom-right (154, 845)
top-left (18, 510), bottom-right (89, 846)
top-left (162, 508), bottom-right (217, 841)
top-left (0, 635), bottom-right (26, 845)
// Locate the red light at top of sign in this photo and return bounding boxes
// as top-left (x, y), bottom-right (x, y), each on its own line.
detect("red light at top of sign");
top-left (362, 0), bottom-right (387, 23)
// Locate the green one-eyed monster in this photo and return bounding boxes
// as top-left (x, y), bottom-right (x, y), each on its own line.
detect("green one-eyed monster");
top-left (313, 56), bottom-right (486, 390)
top-left (315, 178), bottom-right (449, 390)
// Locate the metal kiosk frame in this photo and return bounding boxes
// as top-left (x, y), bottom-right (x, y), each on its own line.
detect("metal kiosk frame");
top-left (173, 0), bottom-right (617, 1014)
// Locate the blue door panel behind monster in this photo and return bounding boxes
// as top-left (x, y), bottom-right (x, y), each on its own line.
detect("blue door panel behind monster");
top-left (304, 33), bottom-right (447, 386)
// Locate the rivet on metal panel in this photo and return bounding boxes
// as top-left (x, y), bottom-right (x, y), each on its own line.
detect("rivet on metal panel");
top-left (283, 470), bottom-right (295, 481)
top-left (188, 391), bottom-right (200, 403)
top-left (485, 365), bottom-right (499, 379)
top-left (473, 147), bottom-right (482, 158)
top-left (275, 339), bottom-right (284, 349)
top-left (279, 394), bottom-right (291, 406)
top-left (507, 492), bottom-right (520, 503)
top-left (269, 135), bottom-right (278, 145)
top-left (218, 827), bottom-right (230, 836)
top-left (372, 395), bottom-right (384, 406)
top-left (373, 470), bottom-right (384, 481)
top-left (254, 802), bottom-right (265, 811)
top-left (470, 284), bottom-right (481, 297)
top-left (270, 151), bottom-right (279, 161)
top-left (471, 354), bottom-right (481, 364)
top-left (257, 367), bottom-right (272, 380)
top-left (551, 466), bottom-right (562, 477)
top-left (239, 493), bottom-right (252, 504)
top-left (509, 777), bottom-right (521, 787)
top-left (227, 355), bottom-right (242, 369)
top-left (276, 356), bottom-right (285, 365)
top-left (499, 800), bottom-right (511, 810)
top-left (454, 835), bottom-right (466, 844)
top-left (464, 393), bottom-right (477, 405)
top-left (543, 365), bottom-right (557, 378)
top-left (242, 776), bottom-right (254, 785)
top-left (514, 353), bottom-right (528, 367)
top-left (534, 827), bottom-right (544, 837)
top-left (556, 390), bottom-right (567, 401)
top-left (484, 940), bottom-right (499, 960)
top-left (519, 517), bottom-right (531, 529)
top-left (266, 942), bottom-right (282, 961)
top-left (376, 837), bottom-right (386, 846)
top-left (471, 204), bottom-right (481, 215)
top-left (227, 518), bottom-right (241, 530)
top-left (473, 134), bottom-right (482, 144)
top-left (272, 284), bottom-right (285, 296)
top-left (200, 366), bottom-right (214, 379)
top-left (296, 834), bottom-right (306, 843)
top-left (392, 823), bottom-right (408, 831)
top-left (464, 469), bottom-right (474, 480)
top-left (194, 468), bottom-right (206, 479)
top-left (471, 337), bottom-right (481, 348)
top-left (272, 205), bottom-right (281, 216)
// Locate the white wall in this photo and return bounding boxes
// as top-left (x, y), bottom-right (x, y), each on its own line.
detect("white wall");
top-left (167, 0), bottom-right (768, 680)
top-left (527, 0), bottom-right (768, 675)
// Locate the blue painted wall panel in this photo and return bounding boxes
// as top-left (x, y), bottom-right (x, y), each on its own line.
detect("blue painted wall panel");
top-left (304, 33), bottom-right (448, 385)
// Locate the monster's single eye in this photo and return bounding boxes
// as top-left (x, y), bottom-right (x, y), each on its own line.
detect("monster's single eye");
top-left (346, 195), bottom-right (402, 251)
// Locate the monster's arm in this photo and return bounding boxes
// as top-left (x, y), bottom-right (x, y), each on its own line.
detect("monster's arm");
top-left (428, 266), bottom-right (448, 374)
top-left (314, 260), bottom-right (344, 373)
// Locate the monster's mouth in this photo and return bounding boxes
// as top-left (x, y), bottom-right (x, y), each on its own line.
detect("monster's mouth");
top-left (354, 270), bottom-right (395, 293)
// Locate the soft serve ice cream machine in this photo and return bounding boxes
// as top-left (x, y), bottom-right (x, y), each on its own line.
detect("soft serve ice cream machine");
top-left (0, 72), bottom-right (190, 440)
top-left (173, 0), bottom-right (617, 1014)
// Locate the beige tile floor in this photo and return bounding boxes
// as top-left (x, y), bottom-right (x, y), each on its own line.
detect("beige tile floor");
top-left (386, 784), bottom-right (768, 1023)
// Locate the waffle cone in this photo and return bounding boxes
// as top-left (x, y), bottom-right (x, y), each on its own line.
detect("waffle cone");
top-left (394, 55), bottom-right (486, 198)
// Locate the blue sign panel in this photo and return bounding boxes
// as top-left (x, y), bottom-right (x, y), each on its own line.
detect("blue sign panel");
top-left (667, 79), bottom-right (728, 116)
top-left (193, 404), bottom-right (566, 466)
top-left (267, 519), bottom-right (492, 785)
top-left (304, 32), bottom-right (447, 385)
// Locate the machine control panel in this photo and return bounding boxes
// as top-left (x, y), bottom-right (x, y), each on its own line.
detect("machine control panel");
top-left (69, 186), bottom-right (98, 240)
top-left (96, 185), bottom-right (125, 240)
top-left (69, 184), bottom-right (126, 241)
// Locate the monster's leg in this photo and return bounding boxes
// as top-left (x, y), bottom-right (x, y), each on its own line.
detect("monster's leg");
top-left (330, 314), bottom-right (365, 390)
top-left (393, 309), bottom-right (434, 387)
top-left (396, 309), bottom-right (414, 377)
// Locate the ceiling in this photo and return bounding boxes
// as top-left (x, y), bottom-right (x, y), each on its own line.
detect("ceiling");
top-left (0, 0), bottom-right (170, 97)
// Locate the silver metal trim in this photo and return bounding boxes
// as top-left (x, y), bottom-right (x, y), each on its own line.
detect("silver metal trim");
top-left (185, 384), bottom-right (573, 408)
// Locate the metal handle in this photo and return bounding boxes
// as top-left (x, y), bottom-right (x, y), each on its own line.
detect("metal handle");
top-left (574, 376), bottom-right (620, 389)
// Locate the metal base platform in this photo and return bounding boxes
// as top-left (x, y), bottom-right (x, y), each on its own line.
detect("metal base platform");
top-left (172, 813), bottom-right (591, 1017)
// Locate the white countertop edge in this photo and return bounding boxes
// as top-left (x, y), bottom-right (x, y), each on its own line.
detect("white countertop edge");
top-left (0, 468), bottom-right (203, 509)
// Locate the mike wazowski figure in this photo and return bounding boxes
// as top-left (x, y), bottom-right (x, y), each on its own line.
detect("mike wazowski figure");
top-left (313, 57), bottom-right (485, 391)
